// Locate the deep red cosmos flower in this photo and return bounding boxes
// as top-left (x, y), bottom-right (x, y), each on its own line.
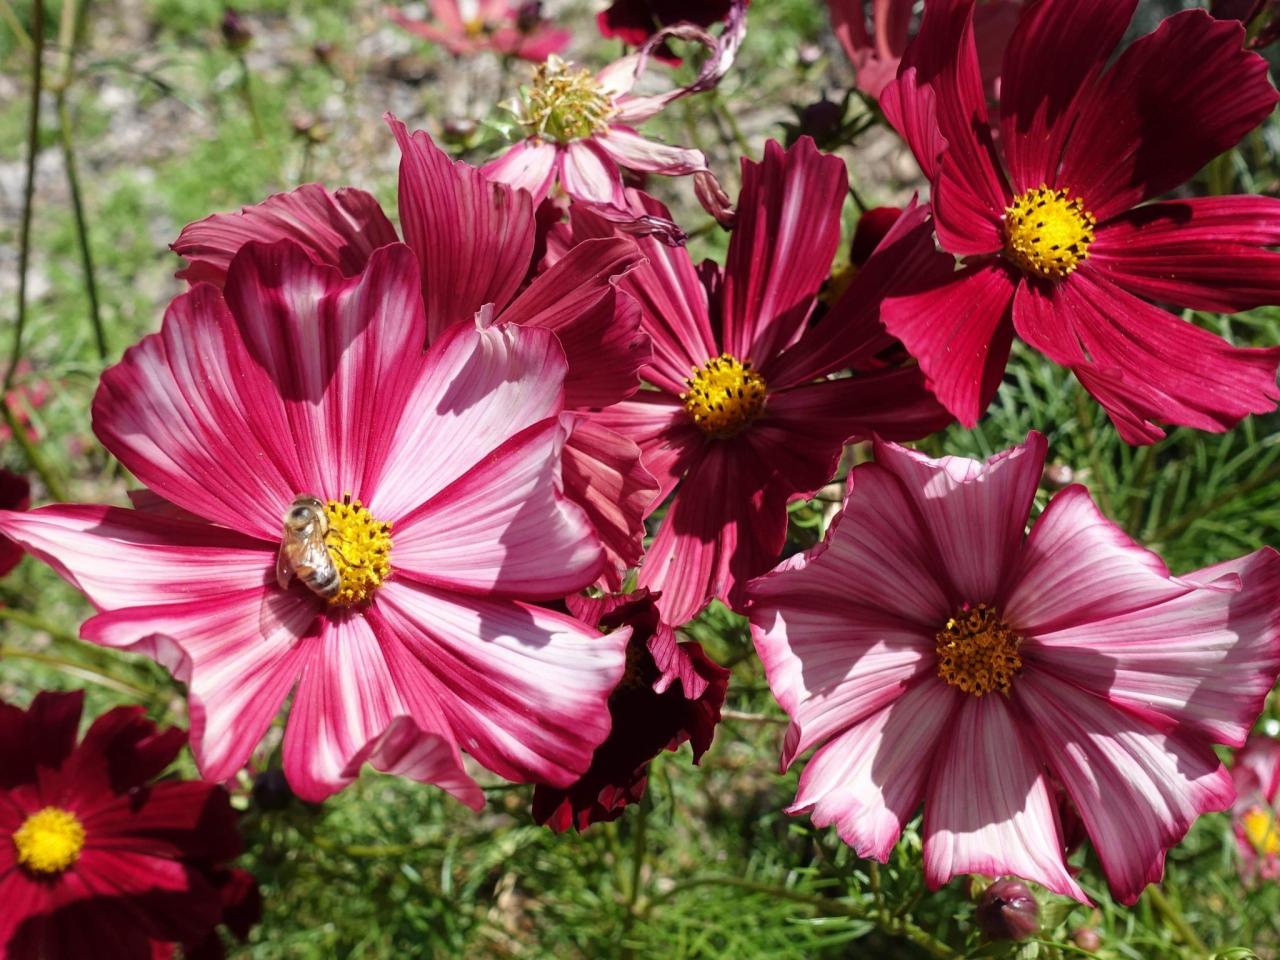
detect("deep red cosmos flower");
top-left (387, 0), bottom-right (571, 62)
top-left (747, 433), bottom-right (1280, 904)
top-left (1230, 733), bottom-right (1280, 883)
top-left (879, 0), bottom-right (1280, 443)
top-left (172, 117), bottom-right (656, 588)
top-left (596, 0), bottom-right (737, 64)
top-left (0, 467), bottom-right (30, 577)
top-left (0, 690), bottom-right (251, 959)
top-left (532, 589), bottom-right (728, 831)
top-left (581, 137), bottom-right (952, 625)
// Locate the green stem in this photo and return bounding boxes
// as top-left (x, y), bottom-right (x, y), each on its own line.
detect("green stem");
top-left (56, 98), bottom-right (106, 362)
top-left (1144, 884), bottom-right (1209, 955)
top-left (1150, 462), bottom-right (1280, 544)
top-left (0, 646), bottom-right (152, 699)
top-left (6, 0), bottom-right (44, 391)
top-left (0, 0), bottom-right (31, 50)
top-left (1, 396), bottom-right (69, 500)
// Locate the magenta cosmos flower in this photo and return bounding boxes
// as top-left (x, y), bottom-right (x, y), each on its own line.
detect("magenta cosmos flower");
top-left (1230, 733), bottom-right (1280, 882)
top-left (581, 137), bottom-right (951, 625)
top-left (386, 0), bottom-right (570, 62)
top-left (482, 2), bottom-right (745, 228)
top-left (747, 433), bottom-right (1280, 904)
top-left (0, 690), bottom-right (247, 958)
top-left (0, 241), bottom-right (629, 805)
top-left (532, 588), bottom-right (728, 831)
top-left (172, 117), bottom-right (655, 587)
top-left (879, 0), bottom-right (1280, 443)
top-left (828, 0), bottom-right (1018, 99)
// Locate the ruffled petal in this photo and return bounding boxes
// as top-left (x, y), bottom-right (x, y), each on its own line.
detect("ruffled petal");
top-left (588, 391), bottom-right (702, 506)
top-left (172, 184), bottom-right (398, 286)
top-left (880, 262), bottom-right (1018, 428)
top-left (559, 141), bottom-right (628, 207)
top-left (721, 139), bottom-right (848, 366)
top-left (388, 116), bottom-right (536, 342)
top-left (789, 679), bottom-right (957, 860)
top-left (1058, 10), bottom-right (1278, 221)
top-left (924, 693), bottom-right (1087, 901)
top-left (370, 320), bottom-right (567, 522)
top-left (370, 581), bottom-right (627, 786)
top-left (1089, 196), bottom-right (1280, 312)
top-left (594, 126), bottom-right (708, 175)
top-left (281, 611), bottom-right (481, 805)
top-left (1016, 671), bottom-right (1234, 904)
top-left (481, 140), bottom-right (559, 204)
top-left (880, 68), bottom-right (945, 181)
top-left (873, 433), bottom-right (1046, 604)
top-left (391, 419), bottom-right (605, 598)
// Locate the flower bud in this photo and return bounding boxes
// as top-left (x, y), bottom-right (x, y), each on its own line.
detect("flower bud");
top-left (221, 8), bottom-right (253, 51)
top-left (515, 1), bottom-right (543, 33)
top-left (251, 769), bottom-right (294, 811)
top-left (797, 98), bottom-right (843, 143)
top-left (1071, 927), bottom-right (1102, 952)
top-left (975, 878), bottom-right (1039, 941)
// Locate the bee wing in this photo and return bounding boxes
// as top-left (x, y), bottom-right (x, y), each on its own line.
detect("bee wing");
top-left (275, 540), bottom-right (296, 591)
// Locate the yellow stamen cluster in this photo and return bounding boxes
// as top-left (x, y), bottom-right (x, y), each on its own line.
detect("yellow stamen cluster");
top-left (13, 807), bottom-right (86, 875)
top-left (935, 604), bottom-right (1023, 697)
top-left (681, 354), bottom-right (768, 439)
top-left (523, 55), bottom-right (616, 143)
top-left (1003, 185), bottom-right (1096, 279)
top-left (1244, 807), bottom-right (1280, 857)
top-left (324, 495), bottom-right (393, 607)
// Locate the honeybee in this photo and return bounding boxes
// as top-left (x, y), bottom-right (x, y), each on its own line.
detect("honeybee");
top-left (275, 495), bottom-right (340, 599)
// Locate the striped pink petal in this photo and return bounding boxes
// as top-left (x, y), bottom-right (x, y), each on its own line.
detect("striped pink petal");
top-left (482, 140), bottom-right (559, 203)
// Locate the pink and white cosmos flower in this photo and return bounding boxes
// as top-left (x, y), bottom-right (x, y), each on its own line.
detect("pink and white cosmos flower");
top-left (0, 239), bottom-right (628, 806)
top-left (482, 1), bottom-right (746, 232)
top-left (1230, 733), bottom-right (1280, 882)
top-left (387, 0), bottom-right (572, 63)
top-left (747, 432), bottom-right (1280, 904)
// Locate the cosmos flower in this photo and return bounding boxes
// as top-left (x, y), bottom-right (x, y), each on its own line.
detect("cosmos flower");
top-left (827, 0), bottom-right (1020, 99)
top-left (1230, 733), bottom-right (1280, 883)
top-left (879, 0), bottom-right (1280, 443)
top-left (595, 0), bottom-right (738, 64)
top-left (482, 1), bottom-right (747, 232)
top-left (171, 118), bottom-right (656, 588)
top-left (0, 240), bottom-right (629, 804)
top-left (0, 690), bottom-right (249, 959)
top-left (532, 588), bottom-right (728, 831)
top-left (582, 137), bottom-right (952, 625)
top-left (0, 467), bottom-right (30, 577)
top-left (386, 0), bottom-right (571, 62)
top-left (747, 433), bottom-right (1280, 904)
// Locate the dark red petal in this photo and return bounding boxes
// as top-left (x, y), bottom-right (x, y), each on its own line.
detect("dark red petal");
top-left (54, 704), bottom-right (185, 796)
top-left (1089, 196), bottom-right (1280, 312)
top-left (83, 781), bottom-right (243, 863)
top-left (998, 0), bottom-right (1137, 192)
top-left (880, 261), bottom-right (1017, 427)
top-left (0, 690), bottom-right (84, 789)
top-left (1059, 10), bottom-right (1279, 221)
top-left (172, 184), bottom-right (398, 287)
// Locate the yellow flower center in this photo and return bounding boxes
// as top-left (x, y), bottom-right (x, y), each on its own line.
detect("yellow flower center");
top-left (324, 495), bottom-right (393, 607)
top-left (680, 354), bottom-right (768, 439)
top-left (1244, 807), bottom-right (1280, 856)
top-left (463, 16), bottom-right (487, 37)
top-left (1003, 185), bottom-right (1096, 280)
top-left (935, 604), bottom-right (1023, 697)
top-left (524, 55), bottom-right (616, 143)
top-left (13, 807), bottom-right (85, 875)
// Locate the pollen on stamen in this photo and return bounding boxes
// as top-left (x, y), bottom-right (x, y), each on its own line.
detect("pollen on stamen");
top-left (13, 806), bottom-right (86, 875)
top-left (1003, 184), bottom-right (1096, 280)
top-left (324, 494), bottom-right (393, 607)
top-left (680, 353), bottom-right (768, 439)
top-left (934, 603), bottom-right (1023, 697)
top-left (522, 55), bottom-right (616, 143)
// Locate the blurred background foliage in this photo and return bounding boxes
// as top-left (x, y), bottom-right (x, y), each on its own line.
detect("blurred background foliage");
top-left (2, 0), bottom-right (1280, 956)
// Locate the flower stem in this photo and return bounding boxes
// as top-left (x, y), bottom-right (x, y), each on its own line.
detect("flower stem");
top-left (0, 645), bottom-right (152, 699)
top-left (0, 0), bottom-right (32, 51)
top-left (5, 0), bottom-right (45, 392)
top-left (1144, 884), bottom-right (1209, 955)
top-left (1, 395), bottom-right (68, 500)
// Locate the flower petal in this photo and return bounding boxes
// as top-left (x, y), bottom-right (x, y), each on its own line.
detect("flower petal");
top-left (872, 433), bottom-right (1046, 604)
top-left (789, 679), bottom-right (958, 860)
top-left (481, 140), bottom-right (559, 204)
top-left (924, 693), bottom-right (1087, 901)
top-left (588, 390), bottom-right (702, 506)
top-left (880, 262), bottom-right (1017, 428)
top-left (371, 581), bottom-right (627, 786)
top-left (1089, 196), bottom-right (1280, 312)
top-left (282, 611), bottom-right (481, 805)
top-left (558, 141), bottom-right (628, 207)
top-left (172, 184), bottom-right (398, 286)
top-left (1016, 670), bottom-right (1234, 904)
top-left (594, 126), bottom-right (708, 175)
top-left (388, 116), bottom-right (536, 341)
top-left (1058, 10), bottom-right (1278, 221)
top-left (721, 139), bottom-right (848, 366)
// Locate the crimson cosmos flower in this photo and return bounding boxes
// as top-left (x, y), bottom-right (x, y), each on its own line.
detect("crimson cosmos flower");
top-left (532, 588), bottom-right (728, 831)
top-left (747, 433), bottom-right (1280, 904)
top-left (387, 0), bottom-right (570, 62)
top-left (0, 690), bottom-right (251, 959)
top-left (596, 0), bottom-right (737, 64)
top-left (172, 117), bottom-right (655, 588)
top-left (580, 137), bottom-right (952, 626)
top-left (0, 240), bottom-right (630, 804)
top-left (1230, 733), bottom-right (1280, 883)
top-left (879, 0), bottom-right (1280, 444)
